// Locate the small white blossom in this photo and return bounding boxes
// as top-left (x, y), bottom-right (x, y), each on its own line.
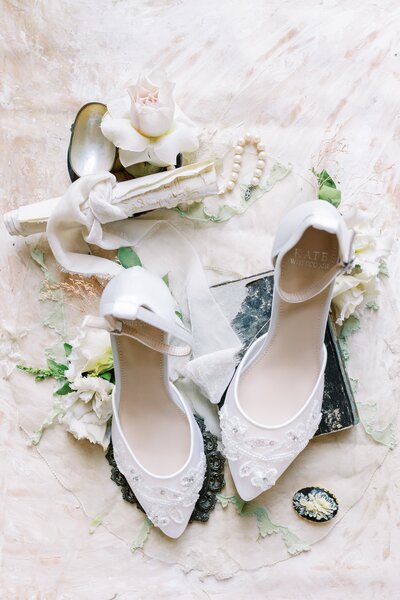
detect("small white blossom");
top-left (58, 376), bottom-right (114, 449)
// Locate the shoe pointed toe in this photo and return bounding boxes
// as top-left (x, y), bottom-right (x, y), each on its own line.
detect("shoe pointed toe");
top-left (227, 453), bottom-right (277, 502)
top-left (155, 508), bottom-right (193, 539)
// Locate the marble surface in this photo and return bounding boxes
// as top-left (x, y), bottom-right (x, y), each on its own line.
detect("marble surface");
top-left (1, 0), bottom-right (400, 598)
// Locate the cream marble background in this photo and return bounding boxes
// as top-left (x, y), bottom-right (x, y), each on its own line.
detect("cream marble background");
top-left (1, 0), bottom-right (400, 598)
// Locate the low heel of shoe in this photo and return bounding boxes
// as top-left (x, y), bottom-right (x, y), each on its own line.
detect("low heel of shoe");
top-left (99, 266), bottom-right (177, 322)
top-left (271, 200), bottom-right (351, 266)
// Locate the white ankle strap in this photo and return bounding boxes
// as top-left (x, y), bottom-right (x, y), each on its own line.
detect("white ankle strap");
top-left (83, 314), bottom-right (192, 357)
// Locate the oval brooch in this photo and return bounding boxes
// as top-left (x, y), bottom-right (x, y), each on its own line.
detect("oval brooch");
top-left (292, 487), bottom-right (338, 523)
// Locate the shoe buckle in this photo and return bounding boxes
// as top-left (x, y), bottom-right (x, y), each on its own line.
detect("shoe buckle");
top-left (105, 316), bottom-right (123, 334)
top-left (340, 254), bottom-right (356, 274)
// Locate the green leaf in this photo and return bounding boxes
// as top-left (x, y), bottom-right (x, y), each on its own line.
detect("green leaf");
top-left (350, 377), bottom-right (359, 395)
top-left (89, 515), bottom-right (103, 534)
top-left (356, 401), bottom-right (397, 449)
top-left (216, 494), bottom-right (245, 512)
top-left (18, 357), bottom-right (68, 382)
top-left (312, 168), bottom-right (341, 207)
top-left (117, 247), bottom-right (142, 268)
top-left (99, 369), bottom-right (115, 383)
top-left (47, 359), bottom-right (68, 380)
top-left (64, 342), bottom-right (73, 357)
top-left (316, 169), bottom-right (337, 189)
top-left (29, 405), bottom-right (65, 446)
top-left (55, 380), bottom-right (73, 395)
top-left (30, 247), bottom-right (47, 272)
top-left (340, 314), bottom-right (361, 339)
top-left (175, 309), bottom-right (183, 321)
top-left (131, 516), bottom-right (153, 552)
top-left (216, 494), bottom-right (310, 556)
top-left (162, 273), bottom-right (169, 287)
top-left (379, 258), bottom-right (389, 277)
top-left (366, 301), bottom-right (379, 311)
top-left (99, 371), bottom-right (111, 381)
top-left (338, 315), bottom-right (361, 360)
top-left (318, 184), bottom-right (341, 207)
top-left (17, 364), bottom-right (52, 381)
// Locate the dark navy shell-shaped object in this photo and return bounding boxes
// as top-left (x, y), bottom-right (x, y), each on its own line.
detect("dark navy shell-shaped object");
top-left (292, 487), bottom-right (338, 522)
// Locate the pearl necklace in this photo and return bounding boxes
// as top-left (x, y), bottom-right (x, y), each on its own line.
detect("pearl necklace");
top-left (220, 133), bottom-right (266, 195)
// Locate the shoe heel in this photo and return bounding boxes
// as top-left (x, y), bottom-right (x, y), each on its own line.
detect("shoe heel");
top-left (271, 200), bottom-right (352, 267)
top-left (99, 266), bottom-right (176, 323)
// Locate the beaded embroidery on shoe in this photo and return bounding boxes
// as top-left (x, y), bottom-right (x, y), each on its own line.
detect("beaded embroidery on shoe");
top-left (219, 406), bottom-right (321, 491)
top-left (113, 438), bottom-right (206, 526)
top-left (106, 416), bottom-right (226, 524)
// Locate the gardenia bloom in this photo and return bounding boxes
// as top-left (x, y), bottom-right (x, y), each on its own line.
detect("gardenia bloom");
top-left (58, 376), bottom-right (113, 449)
top-left (101, 69), bottom-right (199, 168)
top-left (331, 210), bottom-right (391, 325)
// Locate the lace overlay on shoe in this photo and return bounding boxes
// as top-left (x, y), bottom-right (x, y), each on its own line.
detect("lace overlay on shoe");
top-left (219, 406), bottom-right (322, 492)
top-left (113, 439), bottom-right (206, 526)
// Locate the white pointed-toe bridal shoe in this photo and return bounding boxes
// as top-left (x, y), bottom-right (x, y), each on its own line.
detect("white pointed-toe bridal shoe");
top-left (220, 201), bottom-right (355, 501)
top-left (87, 266), bottom-right (206, 538)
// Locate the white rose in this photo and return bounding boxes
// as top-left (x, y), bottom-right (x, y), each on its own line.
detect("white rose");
top-left (127, 73), bottom-right (175, 137)
top-left (65, 327), bottom-right (113, 382)
top-left (59, 376), bottom-right (114, 449)
top-left (101, 69), bottom-right (199, 168)
top-left (332, 275), bottom-right (364, 325)
top-left (331, 210), bottom-right (391, 325)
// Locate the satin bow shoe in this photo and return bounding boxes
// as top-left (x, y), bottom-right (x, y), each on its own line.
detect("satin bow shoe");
top-left (87, 266), bottom-right (206, 538)
top-left (220, 200), bottom-right (354, 501)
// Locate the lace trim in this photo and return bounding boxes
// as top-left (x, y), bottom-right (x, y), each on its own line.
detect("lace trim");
top-left (219, 405), bottom-right (321, 492)
top-left (113, 439), bottom-right (206, 527)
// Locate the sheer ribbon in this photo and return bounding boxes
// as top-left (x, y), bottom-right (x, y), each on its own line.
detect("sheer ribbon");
top-left (46, 167), bottom-right (241, 404)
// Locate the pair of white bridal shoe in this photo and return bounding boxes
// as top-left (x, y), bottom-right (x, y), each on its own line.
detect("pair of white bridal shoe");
top-left (91, 200), bottom-right (354, 538)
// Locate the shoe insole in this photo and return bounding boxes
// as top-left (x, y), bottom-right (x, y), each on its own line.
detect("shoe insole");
top-left (115, 322), bottom-right (191, 476)
top-left (238, 227), bottom-right (339, 426)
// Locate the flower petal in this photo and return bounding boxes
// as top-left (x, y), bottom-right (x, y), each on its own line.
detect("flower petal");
top-left (118, 147), bottom-right (154, 167)
top-left (100, 113), bottom-right (148, 152)
top-left (333, 275), bottom-right (360, 297)
top-left (106, 94), bottom-right (131, 119)
top-left (127, 94), bottom-right (141, 131)
top-left (136, 73), bottom-right (159, 95)
top-left (152, 120), bottom-right (199, 165)
top-left (135, 104), bottom-right (175, 137)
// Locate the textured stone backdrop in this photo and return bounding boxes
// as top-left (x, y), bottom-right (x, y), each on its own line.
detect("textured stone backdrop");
top-left (1, 1), bottom-right (399, 597)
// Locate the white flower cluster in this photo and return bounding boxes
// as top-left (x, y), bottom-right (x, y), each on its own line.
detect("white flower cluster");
top-left (57, 327), bottom-right (114, 449)
top-left (331, 209), bottom-right (390, 325)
